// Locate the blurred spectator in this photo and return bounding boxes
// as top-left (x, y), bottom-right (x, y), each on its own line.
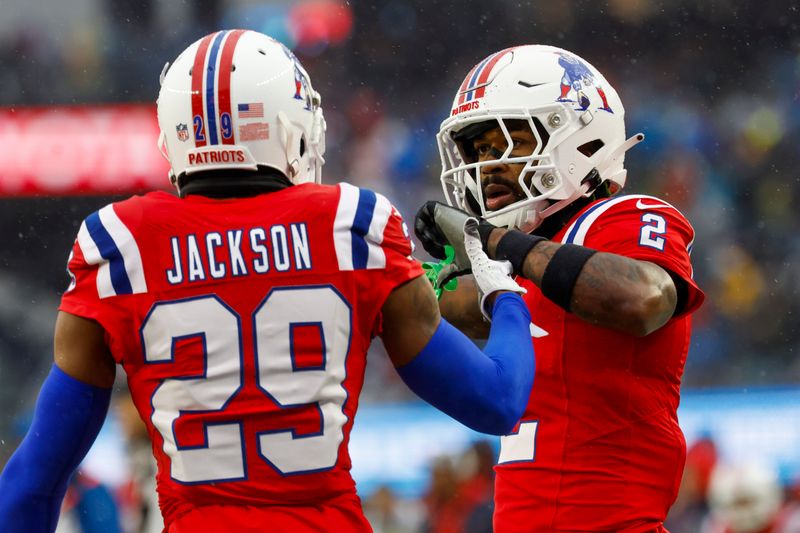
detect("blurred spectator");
top-left (56, 471), bottom-right (121, 533)
top-left (114, 390), bottom-right (163, 533)
top-left (667, 437), bottom-right (720, 532)
top-left (421, 455), bottom-right (461, 533)
top-left (421, 441), bottom-right (496, 533)
top-left (458, 441), bottom-right (495, 533)
top-left (363, 485), bottom-right (420, 533)
top-left (785, 478), bottom-right (800, 532)
top-left (702, 462), bottom-right (800, 533)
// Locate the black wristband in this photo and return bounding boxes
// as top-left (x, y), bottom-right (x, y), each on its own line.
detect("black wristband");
top-left (495, 230), bottom-right (546, 276)
top-left (540, 244), bottom-right (597, 312)
top-left (476, 220), bottom-right (497, 252)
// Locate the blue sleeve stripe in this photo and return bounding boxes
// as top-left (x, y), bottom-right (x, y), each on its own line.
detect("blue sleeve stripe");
top-left (350, 188), bottom-right (377, 269)
top-left (0, 365), bottom-right (111, 531)
top-left (395, 295), bottom-right (534, 435)
top-left (85, 211), bottom-right (133, 295)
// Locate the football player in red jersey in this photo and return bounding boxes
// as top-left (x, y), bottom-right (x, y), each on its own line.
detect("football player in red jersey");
top-left (415, 45), bottom-right (706, 532)
top-left (0, 31), bottom-right (537, 533)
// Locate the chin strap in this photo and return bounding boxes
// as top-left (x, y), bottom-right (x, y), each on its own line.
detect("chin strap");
top-left (308, 100), bottom-right (327, 184)
top-left (515, 184), bottom-right (590, 233)
top-left (156, 130), bottom-right (178, 188)
top-left (159, 62), bottom-right (170, 86)
top-left (277, 111), bottom-right (301, 180)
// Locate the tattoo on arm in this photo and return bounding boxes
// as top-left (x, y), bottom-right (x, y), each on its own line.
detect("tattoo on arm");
top-left (523, 242), bottom-right (677, 334)
top-left (520, 241), bottom-right (559, 285)
top-left (571, 253), bottom-right (647, 320)
top-left (487, 227), bottom-right (676, 334)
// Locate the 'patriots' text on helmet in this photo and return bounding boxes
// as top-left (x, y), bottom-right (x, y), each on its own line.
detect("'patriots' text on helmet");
top-left (157, 30), bottom-right (326, 191)
top-left (438, 45), bottom-right (643, 232)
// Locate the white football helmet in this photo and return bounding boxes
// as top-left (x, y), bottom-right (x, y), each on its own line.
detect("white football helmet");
top-left (157, 30), bottom-right (326, 190)
top-left (438, 44), bottom-right (643, 232)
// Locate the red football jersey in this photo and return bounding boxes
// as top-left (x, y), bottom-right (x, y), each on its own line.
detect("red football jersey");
top-left (59, 183), bottom-right (422, 529)
top-left (494, 194), bottom-right (705, 533)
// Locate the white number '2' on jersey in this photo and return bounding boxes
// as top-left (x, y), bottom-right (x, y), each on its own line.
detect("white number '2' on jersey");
top-left (638, 213), bottom-right (667, 250)
top-left (141, 286), bottom-right (350, 484)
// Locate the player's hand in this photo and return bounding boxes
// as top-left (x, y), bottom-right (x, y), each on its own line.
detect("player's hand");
top-left (464, 217), bottom-right (526, 320)
top-left (415, 201), bottom-right (497, 286)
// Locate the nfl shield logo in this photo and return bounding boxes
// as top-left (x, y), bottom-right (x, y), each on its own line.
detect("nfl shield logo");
top-left (176, 123), bottom-right (189, 142)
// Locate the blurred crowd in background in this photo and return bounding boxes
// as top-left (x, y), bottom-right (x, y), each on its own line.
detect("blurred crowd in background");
top-left (45, 424), bottom-right (800, 533)
top-left (0, 0), bottom-right (798, 531)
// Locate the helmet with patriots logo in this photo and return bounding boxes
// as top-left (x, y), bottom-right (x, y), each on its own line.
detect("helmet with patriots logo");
top-left (438, 44), bottom-right (643, 232)
top-left (157, 30), bottom-right (326, 191)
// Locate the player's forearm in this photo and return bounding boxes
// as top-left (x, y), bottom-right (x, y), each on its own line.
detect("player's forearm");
top-left (438, 277), bottom-right (490, 339)
top-left (396, 294), bottom-right (534, 435)
top-left (563, 252), bottom-right (677, 335)
top-left (0, 477), bottom-right (63, 533)
top-left (0, 366), bottom-right (111, 532)
top-left (487, 229), bottom-right (677, 336)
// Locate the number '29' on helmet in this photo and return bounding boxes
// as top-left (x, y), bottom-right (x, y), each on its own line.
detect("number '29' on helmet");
top-left (157, 30), bottom-right (326, 192)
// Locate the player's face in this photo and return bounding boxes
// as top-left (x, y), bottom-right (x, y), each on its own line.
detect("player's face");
top-left (472, 122), bottom-right (538, 211)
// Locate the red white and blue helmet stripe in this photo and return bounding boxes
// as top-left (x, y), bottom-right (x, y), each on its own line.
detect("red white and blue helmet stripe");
top-left (190, 29), bottom-right (248, 148)
top-left (457, 48), bottom-right (515, 104)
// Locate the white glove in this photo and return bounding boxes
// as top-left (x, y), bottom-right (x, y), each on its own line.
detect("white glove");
top-left (463, 217), bottom-right (526, 320)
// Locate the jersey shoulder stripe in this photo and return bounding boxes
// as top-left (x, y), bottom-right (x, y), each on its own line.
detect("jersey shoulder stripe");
top-left (333, 183), bottom-right (392, 271)
top-left (76, 204), bottom-right (147, 298)
top-left (561, 194), bottom-right (685, 245)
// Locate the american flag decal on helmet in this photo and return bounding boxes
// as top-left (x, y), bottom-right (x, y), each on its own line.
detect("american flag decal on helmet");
top-left (238, 103), bottom-right (264, 118)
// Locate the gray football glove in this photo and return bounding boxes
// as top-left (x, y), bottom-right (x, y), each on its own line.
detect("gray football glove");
top-left (464, 217), bottom-right (526, 320)
top-left (414, 201), bottom-right (497, 286)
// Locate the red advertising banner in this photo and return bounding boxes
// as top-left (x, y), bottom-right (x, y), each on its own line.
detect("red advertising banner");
top-left (0, 105), bottom-right (171, 196)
